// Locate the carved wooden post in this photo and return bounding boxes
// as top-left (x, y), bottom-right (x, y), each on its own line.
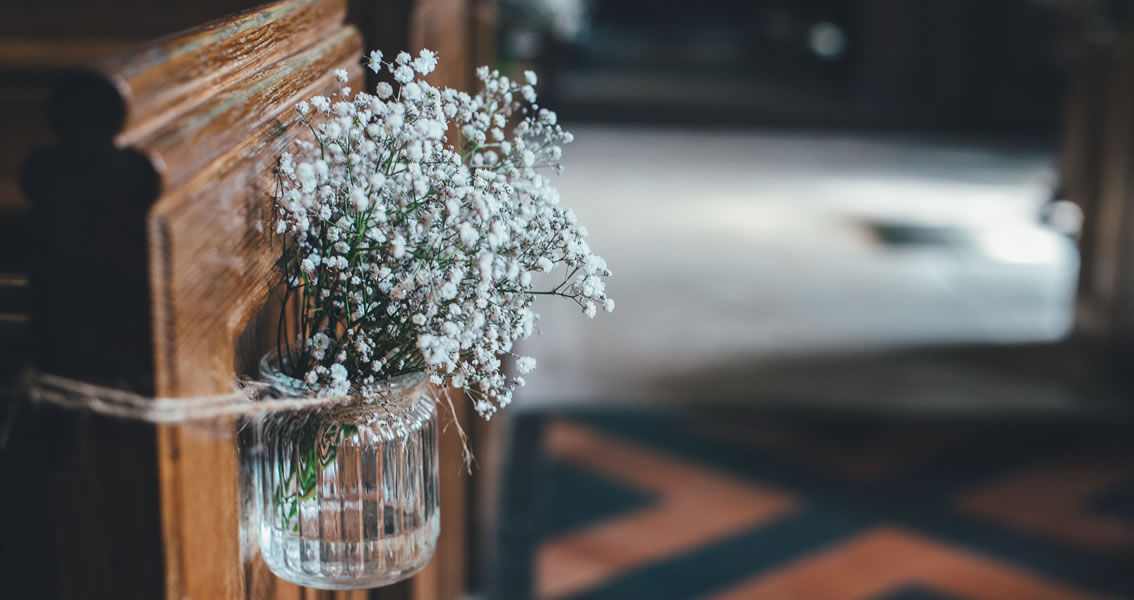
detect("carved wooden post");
top-left (15, 1), bottom-right (379, 597)
top-left (6, 1), bottom-right (493, 596)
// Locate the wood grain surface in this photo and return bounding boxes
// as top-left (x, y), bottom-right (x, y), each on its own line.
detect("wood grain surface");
top-left (89, 0), bottom-right (346, 144)
top-left (19, 2), bottom-right (360, 598)
top-left (13, 0), bottom-right (487, 597)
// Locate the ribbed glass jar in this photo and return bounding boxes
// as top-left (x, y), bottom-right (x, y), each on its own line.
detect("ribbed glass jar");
top-left (254, 353), bottom-right (439, 590)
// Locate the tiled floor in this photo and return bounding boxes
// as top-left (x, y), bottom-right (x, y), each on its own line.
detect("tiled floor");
top-left (499, 409), bottom-right (1134, 600)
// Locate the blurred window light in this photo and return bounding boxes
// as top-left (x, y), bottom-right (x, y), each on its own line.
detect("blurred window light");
top-left (808, 21), bottom-right (846, 60)
top-left (508, 30), bottom-right (543, 59)
top-left (974, 225), bottom-right (1071, 265)
top-left (1042, 200), bottom-right (1083, 237)
top-left (541, 0), bottom-right (588, 40)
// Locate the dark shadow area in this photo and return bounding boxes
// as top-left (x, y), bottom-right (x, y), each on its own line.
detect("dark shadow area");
top-left (646, 342), bottom-right (1134, 417)
top-left (510, 0), bottom-right (1073, 135)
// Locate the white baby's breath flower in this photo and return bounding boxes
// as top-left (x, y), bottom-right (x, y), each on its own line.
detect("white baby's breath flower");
top-left (312, 333), bottom-right (331, 349)
top-left (334, 68), bottom-right (349, 83)
top-left (367, 50), bottom-right (383, 74)
top-left (413, 49), bottom-right (438, 75)
top-left (350, 187), bottom-right (369, 212)
top-left (394, 65), bottom-right (414, 83)
top-left (401, 82), bottom-right (422, 101)
top-left (458, 222), bottom-right (479, 247)
top-left (279, 152), bottom-right (296, 177)
top-left (272, 48), bottom-right (612, 418)
top-left (333, 101), bottom-right (354, 118)
top-left (296, 162), bottom-right (315, 187)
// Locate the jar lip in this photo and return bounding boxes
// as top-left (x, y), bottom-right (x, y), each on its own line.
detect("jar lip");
top-left (259, 349), bottom-right (426, 396)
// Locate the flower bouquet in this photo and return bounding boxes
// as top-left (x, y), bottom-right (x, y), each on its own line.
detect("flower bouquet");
top-left (253, 49), bottom-right (611, 589)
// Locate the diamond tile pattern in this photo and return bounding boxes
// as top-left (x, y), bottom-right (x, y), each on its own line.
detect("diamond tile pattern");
top-left (498, 409), bottom-right (1134, 600)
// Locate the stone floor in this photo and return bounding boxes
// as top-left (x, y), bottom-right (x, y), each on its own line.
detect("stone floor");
top-left (514, 126), bottom-right (1102, 413)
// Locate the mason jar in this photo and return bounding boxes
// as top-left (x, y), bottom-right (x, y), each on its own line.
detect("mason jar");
top-left (254, 352), bottom-right (439, 590)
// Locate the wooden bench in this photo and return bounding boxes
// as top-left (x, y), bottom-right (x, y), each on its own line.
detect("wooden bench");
top-left (5, 1), bottom-right (482, 597)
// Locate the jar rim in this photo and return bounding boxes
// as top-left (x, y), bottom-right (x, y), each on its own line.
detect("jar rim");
top-left (259, 349), bottom-right (426, 397)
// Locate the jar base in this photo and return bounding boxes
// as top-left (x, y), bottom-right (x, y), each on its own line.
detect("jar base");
top-left (260, 512), bottom-right (439, 590)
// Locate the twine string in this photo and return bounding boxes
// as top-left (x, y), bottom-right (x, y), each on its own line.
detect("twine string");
top-left (9, 370), bottom-right (472, 471)
top-left (24, 371), bottom-right (419, 424)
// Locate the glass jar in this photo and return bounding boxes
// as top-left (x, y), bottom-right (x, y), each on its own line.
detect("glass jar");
top-left (254, 353), bottom-right (439, 590)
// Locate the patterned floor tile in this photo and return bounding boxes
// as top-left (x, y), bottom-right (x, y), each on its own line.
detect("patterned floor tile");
top-left (497, 409), bottom-right (1134, 600)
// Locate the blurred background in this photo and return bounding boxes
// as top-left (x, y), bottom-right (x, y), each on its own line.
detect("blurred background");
top-left (490, 1), bottom-right (1134, 599)
top-left (4, 0), bottom-right (1134, 599)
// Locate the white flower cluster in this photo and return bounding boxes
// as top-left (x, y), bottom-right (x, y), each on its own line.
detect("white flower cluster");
top-left (273, 50), bottom-right (612, 417)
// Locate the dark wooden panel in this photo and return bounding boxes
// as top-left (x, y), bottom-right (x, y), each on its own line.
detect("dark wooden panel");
top-left (43, 0), bottom-right (346, 146)
top-left (13, 2), bottom-right (365, 598)
top-left (0, 2), bottom-right (263, 39)
top-left (22, 143), bottom-right (161, 385)
top-left (0, 404), bottom-right (166, 599)
top-left (9, 0), bottom-right (494, 596)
